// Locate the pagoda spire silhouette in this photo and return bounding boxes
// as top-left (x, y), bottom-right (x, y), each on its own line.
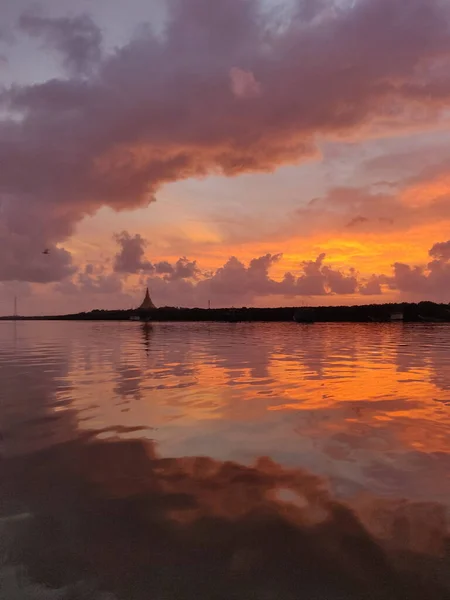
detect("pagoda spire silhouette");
top-left (138, 287), bottom-right (156, 310)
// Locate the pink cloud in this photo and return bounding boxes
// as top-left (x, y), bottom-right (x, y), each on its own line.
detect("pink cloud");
top-left (97, 231), bottom-right (450, 309)
top-left (110, 236), bottom-right (363, 307)
top-left (359, 275), bottom-right (383, 296)
top-left (18, 11), bottom-right (102, 75)
top-left (130, 237), bottom-right (450, 307)
top-left (293, 181), bottom-right (450, 238)
top-left (0, 225), bottom-right (75, 283)
top-left (35, 233), bottom-right (450, 311)
top-left (1, 0), bottom-right (450, 280)
top-left (429, 240), bottom-right (450, 261)
top-left (113, 231), bottom-right (153, 274)
top-left (230, 67), bottom-right (261, 99)
top-left (385, 239), bottom-right (450, 300)
top-left (56, 264), bottom-right (123, 295)
top-left (113, 231), bottom-right (201, 280)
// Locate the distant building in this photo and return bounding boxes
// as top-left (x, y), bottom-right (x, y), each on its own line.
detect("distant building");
top-left (138, 287), bottom-right (156, 310)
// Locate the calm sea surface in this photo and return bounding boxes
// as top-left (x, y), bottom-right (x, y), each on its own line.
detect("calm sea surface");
top-left (1, 321), bottom-right (450, 599)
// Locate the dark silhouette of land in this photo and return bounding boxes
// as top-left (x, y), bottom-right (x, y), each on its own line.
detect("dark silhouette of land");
top-left (1, 301), bottom-right (450, 322)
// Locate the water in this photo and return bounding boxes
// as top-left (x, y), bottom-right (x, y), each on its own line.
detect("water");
top-left (1, 321), bottom-right (450, 599)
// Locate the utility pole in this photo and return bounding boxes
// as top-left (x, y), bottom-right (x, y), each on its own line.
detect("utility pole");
top-left (208, 299), bottom-right (211, 310)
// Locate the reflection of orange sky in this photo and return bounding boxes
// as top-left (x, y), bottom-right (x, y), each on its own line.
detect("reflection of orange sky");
top-left (268, 357), bottom-right (450, 454)
top-left (4, 320), bottom-right (450, 505)
top-left (66, 324), bottom-right (450, 459)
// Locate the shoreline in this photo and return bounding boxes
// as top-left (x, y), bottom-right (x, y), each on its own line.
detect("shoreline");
top-left (1, 302), bottom-right (450, 323)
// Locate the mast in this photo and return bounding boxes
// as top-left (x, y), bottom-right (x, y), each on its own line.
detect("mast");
top-left (14, 296), bottom-right (17, 319)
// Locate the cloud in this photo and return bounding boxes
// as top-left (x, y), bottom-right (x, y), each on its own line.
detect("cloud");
top-left (359, 275), bottom-right (383, 296)
top-left (429, 240), bottom-right (450, 261)
top-left (386, 239), bottom-right (450, 300)
top-left (113, 231), bottom-right (154, 274)
top-left (295, 180), bottom-right (450, 237)
top-left (163, 257), bottom-right (202, 281)
top-left (109, 231), bottom-right (380, 307)
top-left (18, 11), bottom-right (103, 75)
top-left (0, 221), bottom-right (75, 283)
top-left (207, 253), bottom-right (282, 298)
top-left (137, 247), bottom-right (363, 308)
top-left (285, 253), bottom-right (359, 296)
top-left (113, 231), bottom-right (201, 280)
top-left (53, 234), bottom-right (450, 308)
top-left (346, 215), bottom-right (369, 228)
top-left (77, 269), bottom-right (123, 294)
top-left (56, 264), bottom-right (123, 294)
top-left (229, 67), bottom-right (261, 98)
top-left (1, 0), bottom-right (450, 279)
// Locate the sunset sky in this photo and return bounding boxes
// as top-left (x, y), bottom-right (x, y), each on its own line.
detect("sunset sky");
top-left (1, 0), bottom-right (450, 314)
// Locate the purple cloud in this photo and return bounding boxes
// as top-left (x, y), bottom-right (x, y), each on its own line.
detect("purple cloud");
top-left (19, 11), bottom-right (102, 75)
top-left (113, 231), bottom-right (154, 274)
top-left (386, 239), bottom-right (450, 300)
top-left (429, 240), bottom-right (450, 261)
top-left (163, 257), bottom-right (202, 281)
top-left (113, 231), bottom-right (201, 280)
top-left (359, 275), bottom-right (383, 296)
top-left (1, 0), bottom-right (450, 280)
top-left (128, 246), bottom-right (365, 308)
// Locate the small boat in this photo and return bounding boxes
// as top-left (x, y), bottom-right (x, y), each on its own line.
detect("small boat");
top-left (418, 315), bottom-right (449, 323)
top-left (368, 312), bottom-right (403, 322)
top-left (390, 312), bottom-right (404, 322)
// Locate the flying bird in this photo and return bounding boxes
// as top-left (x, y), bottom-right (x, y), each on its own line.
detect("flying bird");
top-left (42, 249), bottom-right (50, 255)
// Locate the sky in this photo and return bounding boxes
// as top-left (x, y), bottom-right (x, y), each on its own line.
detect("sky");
top-left (1, 0), bottom-right (450, 314)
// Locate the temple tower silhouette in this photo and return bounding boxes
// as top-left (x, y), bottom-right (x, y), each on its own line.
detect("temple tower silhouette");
top-left (138, 287), bottom-right (156, 310)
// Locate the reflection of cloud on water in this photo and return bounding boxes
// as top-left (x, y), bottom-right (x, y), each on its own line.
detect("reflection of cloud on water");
top-left (1, 438), bottom-right (449, 600)
top-left (2, 321), bottom-right (450, 517)
top-left (0, 325), bottom-right (79, 457)
top-left (114, 365), bottom-right (143, 402)
top-left (157, 409), bottom-right (450, 505)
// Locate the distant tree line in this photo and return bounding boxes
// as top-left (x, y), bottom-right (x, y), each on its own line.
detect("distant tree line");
top-left (4, 301), bottom-right (450, 322)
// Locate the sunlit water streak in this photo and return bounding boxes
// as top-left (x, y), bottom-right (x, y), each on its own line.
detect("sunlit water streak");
top-left (1, 321), bottom-right (450, 599)
top-left (1, 321), bottom-right (450, 500)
